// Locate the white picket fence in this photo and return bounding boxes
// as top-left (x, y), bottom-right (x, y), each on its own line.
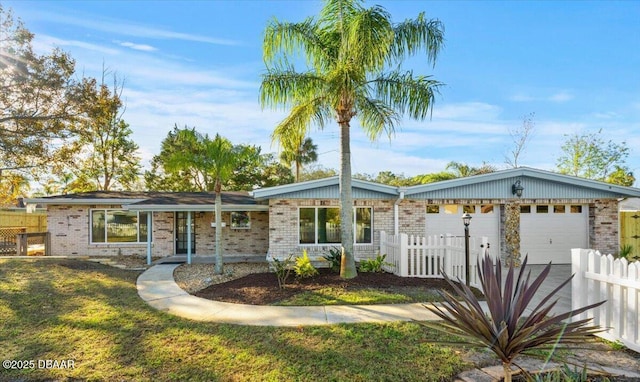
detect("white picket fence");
top-left (379, 231), bottom-right (488, 290)
top-left (571, 248), bottom-right (640, 353)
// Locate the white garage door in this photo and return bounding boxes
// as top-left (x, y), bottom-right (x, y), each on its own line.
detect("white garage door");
top-left (425, 204), bottom-right (500, 258)
top-left (520, 204), bottom-right (588, 264)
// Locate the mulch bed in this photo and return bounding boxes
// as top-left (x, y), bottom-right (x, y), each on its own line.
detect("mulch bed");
top-left (194, 268), bottom-right (478, 305)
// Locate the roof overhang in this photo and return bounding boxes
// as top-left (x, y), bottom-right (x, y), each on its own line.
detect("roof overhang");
top-left (403, 167), bottom-right (640, 198)
top-left (123, 204), bottom-right (269, 212)
top-left (251, 176), bottom-right (399, 199)
top-left (24, 198), bottom-right (146, 206)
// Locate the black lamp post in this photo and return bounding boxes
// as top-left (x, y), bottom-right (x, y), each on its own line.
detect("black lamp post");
top-left (462, 212), bottom-right (472, 286)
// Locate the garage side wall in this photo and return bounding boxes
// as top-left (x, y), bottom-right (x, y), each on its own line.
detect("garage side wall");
top-left (590, 199), bottom-right (619, 254)
top-left (398, 199), bottom-right (426, 237)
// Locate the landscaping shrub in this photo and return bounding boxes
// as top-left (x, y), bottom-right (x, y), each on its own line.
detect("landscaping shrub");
top-left (528, 364), bottom-right (611, 382)
top-left (322, 247), bottom-right (342, 272)
top-left (420, 254), bottom-right (605, 382)
top-left (271, 255), bottom-right (294, 289)
top-left (358, 254), bottom-right (390, 273)
top-left (618, 244), bottom-right (636, 261)
top-left (294, 250), bottom-right (318, 278)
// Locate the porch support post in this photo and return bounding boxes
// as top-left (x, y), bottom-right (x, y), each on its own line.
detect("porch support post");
top-left (146, 212), bottom-right (152, 265)
top-left (187, 211), bottom-right (192, 265)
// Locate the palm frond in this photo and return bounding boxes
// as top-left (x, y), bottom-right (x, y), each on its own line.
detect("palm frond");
top-left (271, 97), bottom-right (332, 144)
top-left (263, 18), bottom-right (331, 71)
top-left (371, 70), bottom-right (442, 120)
top-left (354, 96), bottom-right (399, 140)
top-left (392, 12), bottom-right (445, 67)
top-left (343, 5), bottom-right (394, 72)
top-left (260, 70), bottom-right (326, 110)
top-left (319, 0), bottom-right (363, 31)
top-left (202, 133), bottom-right (237, 183)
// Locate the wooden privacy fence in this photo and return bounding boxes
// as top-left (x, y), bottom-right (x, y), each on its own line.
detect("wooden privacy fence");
top-left (571, 248), bottom-right (640, 353)
top-left (0, 210), bottom-right (47, 232)
top-left (379, 231), bottom-right (489, 290)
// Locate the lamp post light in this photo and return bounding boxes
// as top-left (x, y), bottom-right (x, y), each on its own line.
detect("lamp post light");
top-left (462, 212), bottom-right (472, 287)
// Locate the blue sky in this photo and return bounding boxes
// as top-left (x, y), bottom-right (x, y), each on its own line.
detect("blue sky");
top-left (6, 0), bottom-right (640, 180)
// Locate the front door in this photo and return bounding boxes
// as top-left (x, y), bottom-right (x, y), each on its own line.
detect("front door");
top-left (175, 212), bottom-right (196, 254)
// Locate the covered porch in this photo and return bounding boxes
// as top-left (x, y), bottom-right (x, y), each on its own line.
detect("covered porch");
top-left (123, 192), bottom-right (270, 265)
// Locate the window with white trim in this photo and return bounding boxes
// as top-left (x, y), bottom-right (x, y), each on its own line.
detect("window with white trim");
top-left (298, 207), bottom-right (373, 244)
top-left (230, 211), bottom-right (251, 229)
top-left (90, 209), bottom-right (151, 243)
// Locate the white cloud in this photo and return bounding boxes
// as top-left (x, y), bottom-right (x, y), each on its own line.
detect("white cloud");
top-left (350, 146), bottom-right (450, 176)
top-left (33, 34), bottom-right (258, 90)
top-left (27, 10), bottom-right (240, 46)
top-left (33, 34), bottom-right (121, 55)
top-left (509, 90), bottom-right (573, 103)
top-left (590, 111), bottom-right (620, 119)
top-left (431, 102), bottom-right (503, 120)
top-left (548, 91), bottom-right (573, 102)
top-left (118, 41), bottom-right (157, 52)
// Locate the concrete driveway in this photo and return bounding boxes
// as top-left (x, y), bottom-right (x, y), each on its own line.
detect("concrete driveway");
top-left (506, 264), bottom-right (572, 315)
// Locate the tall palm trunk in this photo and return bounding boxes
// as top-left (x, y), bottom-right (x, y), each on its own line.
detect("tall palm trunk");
top-left (214, 178), bottom-right (223, 274)
top-left (339, 120), bottom-right (356, 278)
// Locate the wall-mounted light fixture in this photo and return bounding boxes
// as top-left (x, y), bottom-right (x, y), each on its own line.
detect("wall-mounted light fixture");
top-left (512, 180), bottom-right (524, 197)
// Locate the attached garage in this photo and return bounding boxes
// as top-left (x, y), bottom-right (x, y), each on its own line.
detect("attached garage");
top-left (519, 204), bottom-right (588, 264)
top-left (253, 167), bottom-right (640, 265)
top-left (425, 203), bottom-right (499, 256)
top-left (404, 167), bottom-right (640, 265)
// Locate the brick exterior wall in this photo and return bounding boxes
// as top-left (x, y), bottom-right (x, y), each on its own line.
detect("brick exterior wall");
top-left (398, 199), bottom-right (427, 237)
top-left (47, 204), bottom-right (156, 257)
top-left (152, 211), bottom-right (174, 256)
top-left (45, 196), bottom-right (623, 260)
top-left (197, 211), bottom-right (269, 255)
top-left (590, 199), bottom-right (619, 254)
top-left (46, 205), bottom-right (268, 257)
top-left (267, 198), bottom-right (395, 261)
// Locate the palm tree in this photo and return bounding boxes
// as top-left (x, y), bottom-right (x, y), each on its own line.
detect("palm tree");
top-left (445, 161), bottom-right (474, 178)
top-left (260, 0), bottom-right (444, 278)
top-left (446, 161), bottom-right (496, 178)
top-left (278, 134), bottom-right (318, 182)
top-left (164, 128), bottom-right (243, 274)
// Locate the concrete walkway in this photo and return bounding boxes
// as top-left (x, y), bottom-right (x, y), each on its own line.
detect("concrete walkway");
top-left (136, 263), bottom-right (574, 326)
top-left (137, 264), bottom-right (442, 326)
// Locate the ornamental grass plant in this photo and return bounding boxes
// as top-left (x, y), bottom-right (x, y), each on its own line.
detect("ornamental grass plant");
top-left (421, 255), bottom-right (605, 382)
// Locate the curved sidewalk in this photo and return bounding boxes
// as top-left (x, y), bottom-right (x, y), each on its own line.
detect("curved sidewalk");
top-left (136, 265), bottom-right (640, 381)
top-left (136, 264), bottom-right (441, 326)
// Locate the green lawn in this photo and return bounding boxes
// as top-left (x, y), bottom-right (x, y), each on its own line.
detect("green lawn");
top-left (275, 287), bottom-right (443, 306)
top-left (0, 259), bottom-right (468, 381)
